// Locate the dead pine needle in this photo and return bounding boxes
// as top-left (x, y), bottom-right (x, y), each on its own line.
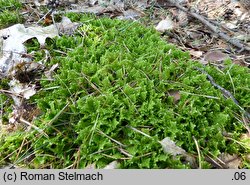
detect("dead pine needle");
top-left (89, 113), bottom-right (99, 145)
top-left (14, 137), bottom-right (27, 162)
top-left (20, 117), bottom-right (49, 138)
top-left (205, 155), bottom-right (223, 169)
top-left (193, 136), bottom-right (202, 169)
top-left (118, 148), bottom-right (133, 158)
top-left (47, 102), bottom-right (69, 126)
top-left (96, 128), bottom-right (126, 147)
top-left (126, 125), bottom-right (152, 138)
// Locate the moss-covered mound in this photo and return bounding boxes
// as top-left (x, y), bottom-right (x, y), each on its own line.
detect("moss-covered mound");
top-left (0, 0), bottom-right (23, 28)
top-left (0, 14), bottom-right (249, 168)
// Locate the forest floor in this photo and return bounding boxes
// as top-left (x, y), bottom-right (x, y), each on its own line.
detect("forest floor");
top-left (0, 0), bottom-right (249, 169)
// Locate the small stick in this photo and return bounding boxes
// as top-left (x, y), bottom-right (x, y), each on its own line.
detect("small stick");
top-left (36, 9), bottom-right (53, 25)
top-left (165, 0), bottom-right (250, 51)
top-left (194, 67), bottom-right (250, 119)
top-left (205, 155), bottom-right (223, 169)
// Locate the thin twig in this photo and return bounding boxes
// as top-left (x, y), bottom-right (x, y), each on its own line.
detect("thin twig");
top-left (165, 0), bottom-right (250, 51)
top-left (36, 9), bottom-right (53, 25)
top-left (0, 89), bottom-right (23, 97)
top-left (205, 155), bottom-right (223, 169)
top-left (194, 67), bottom-right (250, 119)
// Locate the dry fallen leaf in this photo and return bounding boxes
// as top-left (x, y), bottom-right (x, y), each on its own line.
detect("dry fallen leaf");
top-left (88, 0), bottom-right (98, 6)
top-left (44, 63), bottom-right (59, 80)
top-left (160, 137), bottom-right (197, 168)
top-left (245, 154), bottom-right (250, 163)
top-left (189, 50), bottom-right (203, 58)
top-left (8, 79), bottom-right (36, 106)
top-left (156, 0), bottom-right (185, 6)
top-left (103, 161), bottom-right (120, 169)
top-left (203, 50), bottom-right (230, 63)
top-left (84, 163), bottom-right (96, 169)
top-left (57, 16), bottom-right (80, 35)
top-left (177, 11), bottom-right (188, 27)
top-left (44, 14), bottom-right (53, 25)
top-left (218, 153), bottom-right (242, 169)
top-left (155, 18), bottom-right (174, 32)
top-left (119, 9), bottom-right (142, 20)
top-left (0, 17), bottom-right (79, 76)
top-left (167, 90), bottom-right (181, 104)
top-left (160, 137), bottom-right (186, 156)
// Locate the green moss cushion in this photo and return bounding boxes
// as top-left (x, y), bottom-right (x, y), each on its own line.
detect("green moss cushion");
top-left (0, 14), bottom-right (249, 168)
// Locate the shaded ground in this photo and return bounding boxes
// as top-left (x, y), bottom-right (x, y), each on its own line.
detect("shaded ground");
top-left (19, 0), bottom-right (250, 66)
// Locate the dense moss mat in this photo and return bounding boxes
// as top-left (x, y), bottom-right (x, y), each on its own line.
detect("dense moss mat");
top-left (0, 13), bottom-right (249, 168)
top-left (0, 0), bottom-right (23, 28)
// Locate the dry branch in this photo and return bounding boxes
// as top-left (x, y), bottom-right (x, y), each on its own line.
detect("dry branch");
top-left (164, 0), bottom-right (250, 52)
